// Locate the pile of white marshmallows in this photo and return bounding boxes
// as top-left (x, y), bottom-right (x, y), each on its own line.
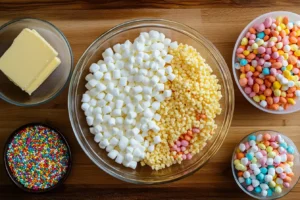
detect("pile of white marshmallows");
top-left (81, 30), bottom-right (178, 169)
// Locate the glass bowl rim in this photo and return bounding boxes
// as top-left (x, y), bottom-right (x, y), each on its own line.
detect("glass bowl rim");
top-left (0, 17), bottom-right (74, 107)
top-left (68, 18), bottom-right (235, 184)
top-left (231, 130), bottom-right (300, 199)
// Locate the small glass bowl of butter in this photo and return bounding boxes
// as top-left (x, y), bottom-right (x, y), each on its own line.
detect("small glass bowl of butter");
top-left (0, 18), bottom-right (73, 106)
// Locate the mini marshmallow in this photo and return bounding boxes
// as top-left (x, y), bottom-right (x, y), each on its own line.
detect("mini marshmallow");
top-left (82, 93), bottom-right (91, 103)
top-left (116, 117), bottom-right (123, 125)
top-left (125, 153), bottom-right (133, 161)
top-left (164, 55), bottom-right (173, 63)
top-left (89, 99), bottom-right (97, 107)
top-left (94, 125), bottom-right (103, 133)
top-left (151, 75), bottom-right (159, 84)
top-left (119, 77), bottom-right (127, 86)
top-left (143, 86), bottom-right (152, 95)
top-left (108, 118), bottom-right (116, 126)
top-left (96, 83), bottom-right (107, 92)
top-left (119, 136), bottom-right (129, 151)
top-left (89, 127), bottom-right (95, 134)
top-left (103, 106), bottom-right (112, 114)
top-left (105, 93), bottom-right (114, 101)
top-left (154, 135), bottom-right (161, 144)
top-left (99, 63), bottom-right (108, 72)
top-left (112, 108), bottom-right (122, 116)
top-left (89, 88), bottom-right (98, 97)
top-left (133, 148), bottom-right (142, 158)
top-left (132, 127), bottom-right (140, 135)
top-left (95, 114), bottom-right (103, 124)
top-left (135, 135), bottom-right (144, 143)
top-left (112, 88), bottom-right (120, 97)
top-left (100, 139), bottom-right (109, 148)
top-left (130, 138), bottom-right (139, 147)
top-left (113, 70), bottom-right (121, 79)
top-left (94, 133), bottom-right (103, 143)
top-left (96, 92), bottom-right (105, 100)
top-left (167, 73), bottom-right (176, 81)
top-left (115, 100), bottom-right (124, 109)
top-left (151, 101), bottom-right (160, 110)
top-left (97, 99), bottom-right (107, 107)
top-left (144, 108), bottom-right (154, 118)
top-left (85, 74), bottom-right (94, 81)
top-left (133, 85), bottom-right (143, 94)
top-left (152, 124), bottom-right (160, 133)
top-left (169, 41), bottom-right (178, 49)
top-left (104, 72), bottom-right (112, 81)
top-left (103, 131), bottom-right (112, 139)
top-left (128, 161), bottom-right (137, 169)
top-left (115, 153), bottom-right (124, 164)
top-left (106, 145), bottom-right (114, 152)
top-left (154, 113), bottom-right (161, 121)
top-left (110, 137), bottom-right (119, 146)
top-left (90, 63), bottom-right (100, 73)
top-left (88, 79), bottom-right (98, 87)
top-left (104, 56), bottom-right (114, 63)
top-left (135, 104), bottom-right (144, 113)
top-left (86, 116), bottom-right (94, 126)
top-left (148, 144), bottom-right (155, 152)
top-left (156, 83), bottom-right (164, 91)
top-left (126, 146), bottom-right (134, 153)
top-left (108, 150), bottom-right (119, 159)
top-left (134, 94), bottom-right (143, 102)
top-left (107, 63), bottom-right (115, 71)
top-left (157, 69), bottom-right (165, 77)
top-left (155, 94), bottom-right (165, 102)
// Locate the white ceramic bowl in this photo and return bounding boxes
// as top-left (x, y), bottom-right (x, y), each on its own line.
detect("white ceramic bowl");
top-left (232, 11), bottom-right (300, 114)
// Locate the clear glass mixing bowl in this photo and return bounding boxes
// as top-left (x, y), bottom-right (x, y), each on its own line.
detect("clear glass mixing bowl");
top-left (68, 19), bottom-right (234, 184)
top-left (0, 18), bottom-right (73, 106)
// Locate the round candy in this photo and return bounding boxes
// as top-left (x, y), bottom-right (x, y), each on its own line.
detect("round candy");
top-left (255, 186), bottom-right (262, 193)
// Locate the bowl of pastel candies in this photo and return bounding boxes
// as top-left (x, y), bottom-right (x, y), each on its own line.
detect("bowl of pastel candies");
top-left (232, 130), bottom-right (300, 199)
top-left (232, 11), bottom-right (300, 114)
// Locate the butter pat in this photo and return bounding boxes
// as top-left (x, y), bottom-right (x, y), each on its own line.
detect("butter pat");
top-left (0, 28), bottom-right (61, 95)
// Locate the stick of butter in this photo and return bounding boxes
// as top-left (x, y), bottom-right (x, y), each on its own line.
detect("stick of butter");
top-left (0, 28), bottom-right (61, 95)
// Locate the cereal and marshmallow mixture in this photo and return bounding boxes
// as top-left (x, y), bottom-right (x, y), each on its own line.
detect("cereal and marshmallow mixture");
top-left (81, 30), bottom-right (222, 170)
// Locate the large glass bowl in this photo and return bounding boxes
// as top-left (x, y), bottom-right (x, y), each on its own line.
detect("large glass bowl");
top-left (68, 19), bottom-right (234, 184)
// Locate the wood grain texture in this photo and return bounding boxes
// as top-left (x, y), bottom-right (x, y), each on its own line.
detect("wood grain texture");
top-left (1, 1), bottom-right (300, 199)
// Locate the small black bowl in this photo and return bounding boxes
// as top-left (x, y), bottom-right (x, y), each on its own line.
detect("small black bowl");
top-left (3, 122), bottom-right (72, 193)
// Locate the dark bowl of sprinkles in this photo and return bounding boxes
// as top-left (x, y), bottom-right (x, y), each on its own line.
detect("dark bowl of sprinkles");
top-left (4, 123), bottom-right (72, 193)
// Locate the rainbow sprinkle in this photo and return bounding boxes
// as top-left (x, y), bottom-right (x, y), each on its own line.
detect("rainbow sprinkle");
top-left (6, 125), bottom-right (70, 190)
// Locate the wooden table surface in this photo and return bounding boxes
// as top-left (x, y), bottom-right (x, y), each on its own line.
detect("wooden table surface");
top-left (1, 1), bottom-right (300, 199)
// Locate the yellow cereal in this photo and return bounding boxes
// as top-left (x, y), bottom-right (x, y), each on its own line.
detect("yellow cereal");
top-left (142, 44), bottom-right (222, 170)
